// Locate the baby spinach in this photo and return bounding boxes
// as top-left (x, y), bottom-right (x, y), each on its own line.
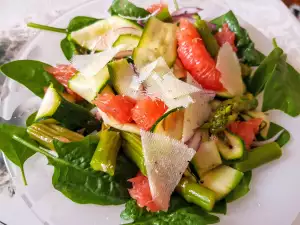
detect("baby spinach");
top-left (26, 111), bottom-right (37, 127)
top-left (28, 16), bottom-right (100, 60)
top-left (121, 196), bottom-right (220, 225)
top-left (262, 55), bottom-right (300, 117)
top-left (226, 171), bottom-right (252, 203)
top-left (0, 60), bottom-right (64, 98)
top-left (13, 134), bottom-right (138, 205)
top-left (109, 0), bottom-right (150, 18)
top-left (267, 123), bottom-right (290, 147)
top-left (248, 46), bottom-right (284, 96)
top-left (211, 11), bottom-right (264, 66)
top-left (0, 124), bottom-right (36, 185)
top-left (211, 199), bottom-right (227, 215)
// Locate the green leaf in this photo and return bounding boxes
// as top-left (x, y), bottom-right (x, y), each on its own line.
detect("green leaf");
top-left (0, 60), bottom-right (64, 98)
top-left (60, 37), bottom-right (76, 61)
top-left (12, 134), bottom-right (138, 205)
top-left (262, 54), bottom-right (300, 117)
top-left (247, 47), bottom-right (284, 96)
top-left (211, 199), bottom-right (227, 215)
top-left (67, 16), bottom-right (99, 32)
top-left (26, 111), bottom-right (37, 127)
top-left (211, 11), bottom-right (264, 66)
top-left (109, 0), bottom-right (150, 18)
top-left (0, 124), bottom-right (36, 185)
top-left (226, 171), bottom-right (252, 203)
top-left (267, 123), bottom-right (290, 147)
top-left (121, 195), bottom-right (220, 225)
top-left (50, 136), bottom-right (138, 205)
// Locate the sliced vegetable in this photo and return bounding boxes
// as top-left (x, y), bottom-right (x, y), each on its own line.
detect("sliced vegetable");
top-left (201, 165), bottom-right (244, 200)
top-left (216, 131), bottom-right (245, 160)
top-left (141, 130), bottom-right (195, 211)
top-left (132, 97), bottom-right (168, 131)
top-left (151, 107), bottom-right (184, 140)
top-left (216, 42), bottom-right (245, 96)
top-left (121, 131), bottom-right (147, 175)
top-left (27, 123), bottom-right (84, 150)
top-left (133, 17), bottom-right (177, 69)
top-left (228, 118), bottom-right (262, 149)
top-left (93, 93), bottom-right (136, 124)
top-left (186, 129), bottom-right (202, 152)
top-left (68, 66), bottom-right (110, 102)
top-left (108, 59), bottom-right (139, 99)
top-left (177, 18), bottom-right (223, 91)
top-left (192, 140), bottom-right (222, 177)
top-left (173, 58), bottom-right (187, 79)
top-left (112, 34), bottom-right (140, 50)
top-left (70, 16), bottom-right (142, 51)
top-left (176, 177), bottom-right (216, 211)
top-left (90, 130), bottom-right (122, 176)
top-left (234, 142), bottom-right (282, 172)
top-left (194, 15), bottom-right (219, 58)
top-left (35, 84), bottom-right (101, 133)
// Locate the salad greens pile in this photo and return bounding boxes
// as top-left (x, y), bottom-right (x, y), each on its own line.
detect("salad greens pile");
top-left (0, 0), bottom-right (298, 224)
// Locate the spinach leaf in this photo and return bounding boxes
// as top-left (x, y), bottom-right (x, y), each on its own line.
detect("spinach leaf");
top-left (67, 16), bottom-right (99, 32)
top-left (0, 60), bottom-right (64, 98)
top-left (60, 37), bottom-right (76, 61)
top-left (109, 0), bottom-right (150, 18)
top-left (121, 195), bottom-right (220, 225)
top-left (0, 124), bottom-right (36, 185)
top-left (28, 16), bottom-right (99, 60)
top-left (211, 11), bottom-right (264, 66)
top-left (262, 54), bottom-right (300, 117)
top-left (211, 199), bottom-right (227, 215)
top-left (226, 171), bottom-right (252, 203)
top-left (13, 135), bottom-right (138, 205)
top-left (26, 111), bottom-right (37, 127)
top-left (247, 47), bottom-right (284, 96)
top-left (267, 123), bottom-right (290, 147)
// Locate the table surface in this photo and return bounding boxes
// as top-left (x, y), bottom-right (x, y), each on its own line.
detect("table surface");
top-left (1, 0), bottom-right (300, 225)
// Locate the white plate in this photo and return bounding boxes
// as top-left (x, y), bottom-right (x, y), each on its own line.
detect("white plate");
top-left (3, 1), bottom-right (300, 225)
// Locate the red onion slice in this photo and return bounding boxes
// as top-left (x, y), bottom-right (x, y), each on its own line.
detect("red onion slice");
top-left (252, 130), bottom-right (284, 147)
top-left (115, 50), bottom-right (133, 59)
top-left (186, 129), bottom-right (202, 151)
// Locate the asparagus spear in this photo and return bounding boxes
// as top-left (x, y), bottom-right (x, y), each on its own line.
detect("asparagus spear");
top-left (234, 142), bottom-right (282, 172)
top-left (27, 123), bottom-right (84, 149)
top-left (203, 94), bottom-right (258, 134)
top-left (120, 131), bottom-right (216, 211)
top-left (90, 130), bottom-right (122, 176)
top-left (121, 131), bottom-right (147, 175)
top-left (194, 15), bottom-right (220, 58)
top-left (176, 177), bottom-right (216, 211)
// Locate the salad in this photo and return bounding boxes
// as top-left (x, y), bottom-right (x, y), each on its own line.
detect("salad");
top-left (0, 0), bottom-right (299, 224)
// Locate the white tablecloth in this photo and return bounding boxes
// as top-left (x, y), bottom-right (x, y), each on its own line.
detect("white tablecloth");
top-left (1, 0), bottom-right (300, 224)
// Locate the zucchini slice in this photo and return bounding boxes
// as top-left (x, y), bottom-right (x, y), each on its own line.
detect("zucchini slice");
top-left (70, 16), bottom-right (142, 51)
top-left (68, 66), bottom-right (110, 102)
top-left (150, 107), bottom-right (184, 140)
top-left (201, 165), bottom-right (244, 200)
top-left (35, 84), bottom-right (101, 133)
top-left (112, 34), bottom-right (140, 50)
top-left (216, 90), bottom-right (234, 99)
top-left (133, 17), bottom-right (177, 69)
top-left (108, 59), bottom-right (139, 99)
top-left (192, 140), bottom-right (222, 177)
top-left (216, 131), bottom-right (245, 160)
